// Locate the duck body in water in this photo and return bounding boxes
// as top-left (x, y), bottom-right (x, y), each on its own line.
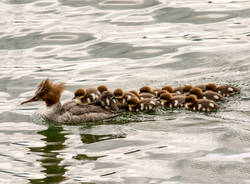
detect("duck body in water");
top-left (21, 79), bottom-right (117, 123)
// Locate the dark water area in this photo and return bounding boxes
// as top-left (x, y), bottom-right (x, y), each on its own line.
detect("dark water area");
top-left (0, 0), bottom-right (250, 183)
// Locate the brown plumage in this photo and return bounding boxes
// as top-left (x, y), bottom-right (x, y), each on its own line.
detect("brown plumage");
top-left (185, 95), bottom-right (219, 112)
top-left (160, 92), bottom-right (186, 108)
top-left (190, 87), bottom-right (224, 102)
top-left (162, 85), bottom-right (174, 93)
top-left (97, 85), bottom-right (108, 94)
top-left (139, 86), bottom-right (153, 94)
top-left (129, 90), bottom-right (139, 97)
top-left (21, 78), bottom-right (65, 107)
top-left (73, 88), bottom-right (100, 105)
top-left (127, 96), bottom-right (158, 112)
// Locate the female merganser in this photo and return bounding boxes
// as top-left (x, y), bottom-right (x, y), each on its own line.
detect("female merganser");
top-left (185, 94), bottom-right (219, 112)
top-left (189, 87), bottom-right (225, 102)
top-left (21, 79), bottom-right (117, 123)
top-left (159, 92), bottom-right (186, 108)
top-left (206, 83), bottom-right (240, 97)
top-left (73, 88), bottom-right (100, 105)
top-left (127, 96), bottom-right (158, 112)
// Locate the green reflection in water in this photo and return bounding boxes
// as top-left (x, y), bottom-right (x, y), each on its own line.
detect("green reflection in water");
top-left (29, 125), bottom-right (67, 184)
top-left (80, 133), bottom-right (126, 144)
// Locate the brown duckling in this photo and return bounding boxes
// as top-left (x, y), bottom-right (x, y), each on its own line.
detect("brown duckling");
top-left (206, 83), bottom-right (240, 97)
top-left (73, 88), bottom-right (100, 105)
top-left (127, 96), bottom-right (158, 112)
top-left (185, 94), bottom-right (219, 112)
top-left (159, 92), bottom-right (186, 108)
top-left (97, 85), bottom-right (109, 94)
top-left (100, 91), bottom-right (119, 112)
top-left (113, 88), bottom-right (137, 108)
top-left (190, 87), bottom-right (225, 102)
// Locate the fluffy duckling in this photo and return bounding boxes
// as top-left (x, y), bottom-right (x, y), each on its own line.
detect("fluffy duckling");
top-left (127, 96), bottom-right (158, 112)
top-left (100, 91), bottom-right (119, 112)
top-left (190, 87), bottom-right (224, 102)
top-left (162, 85), bottom-right (174, 93)
top-left (113, 88), bottom-right (137, 108)
top-left (173, 85), bottom-right (193, 94)
top-left (73, 88), bottom-right (100, 105)
top-left (97, 85), bottom-right (108, 94)
top-left (139, 86), bottom-right (155, 94)
top-left (206, 83), bottom-right (240, 97)
top-left (159, 92), bottom-right (186, 108)
top-left (139, 92), bottom-right (155, 100)
top-left (185, 94), bottom-right (219, 112)
top-left (129, 90), bottom-right (140, 97)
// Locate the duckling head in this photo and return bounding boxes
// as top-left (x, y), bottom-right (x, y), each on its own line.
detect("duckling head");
top-left (97, 85), bottom-right (108, 94)
top-left (139, 86), bottom-right (152, 94)
top-left (159, 92), bottom-right (172, 105)
top-left (190, 87), bottom-right (203, 98)
top-left (73, 88), bottom-right (87, 105)
top-left (206, 83), bottom-right (217, 91)
top-left (129, 90), bottom-right (139, 97)
top-left (162, 85), bottom-right (174, 93)
top-left (183, 85), bottom-right (193, 93)
top-left (185, 94), bottom-right (198, 104)
top-left (113, 88), bottom-right (124, 99)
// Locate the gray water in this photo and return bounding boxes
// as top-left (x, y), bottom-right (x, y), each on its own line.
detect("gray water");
top-left (1, 0), bottom-right (250, 183)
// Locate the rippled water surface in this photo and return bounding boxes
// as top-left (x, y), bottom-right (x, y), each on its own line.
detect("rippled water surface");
top-left (1, 0), bottom-right (250, 183)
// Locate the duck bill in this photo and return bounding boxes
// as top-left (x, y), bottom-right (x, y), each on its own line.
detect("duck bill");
top-left (20, 96), bottom-right (39, 105)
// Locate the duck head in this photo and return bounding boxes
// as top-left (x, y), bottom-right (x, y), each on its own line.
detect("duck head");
top-left (21, 78), bottom-right (65, 107)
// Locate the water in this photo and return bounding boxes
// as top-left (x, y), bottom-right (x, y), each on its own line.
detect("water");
top-left (1, 0), bottom-right (250, 183)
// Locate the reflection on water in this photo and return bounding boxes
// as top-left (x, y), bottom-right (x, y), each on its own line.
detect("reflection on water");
top-left (29, 126), bottom-right (67, 183)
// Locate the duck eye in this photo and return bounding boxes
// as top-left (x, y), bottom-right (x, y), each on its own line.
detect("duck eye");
top-left (39, 92), bottom-right (45, 97)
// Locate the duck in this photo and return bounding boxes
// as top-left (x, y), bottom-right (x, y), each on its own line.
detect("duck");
top-left (159, 92), bottom-right (186, 108)
top-left (20, 79), bottom-right (118, 123)
top-left (189, 87), bottom-right (225, 102)
top-left (127, 96), bottom-right (158, 112)
top-left (73, 88), bottom-right (100, 105)
top-left (206, 83), bottom-right (240, 97)
top-left (185, 94), bottom-right (219, 112)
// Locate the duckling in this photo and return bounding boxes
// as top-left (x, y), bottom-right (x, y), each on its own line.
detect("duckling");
top-left (185, 94), bottom-right (219, 112)
top-left (100, 91), bottom-right (119, 112)
top-left (113, 88), bottom-right (136, 108)
top-left (73, 88), bottom-right (100, 105)
top-left (206, 83), bottom-right (240, 97)
top-left (152, 88), bottom-right (161, 97)
top-left (190, 87), bottom-right (225, 102)
top-left (129, 90), bottom-right (139, 97)
top-left (159, 92), bottom-right (186, 108)
top-left (127, 96), bottom-right (158, 112)
top-left (162, 85), bottom-right (174, 93)
top-left (97, 85), bottom-right (108, 94)
top-left (195, 84), bottom-right (207, 92)
top-left (139, 86), bottom-right (154, 94)
top-left (139, 92), bottom-right (155, 100)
